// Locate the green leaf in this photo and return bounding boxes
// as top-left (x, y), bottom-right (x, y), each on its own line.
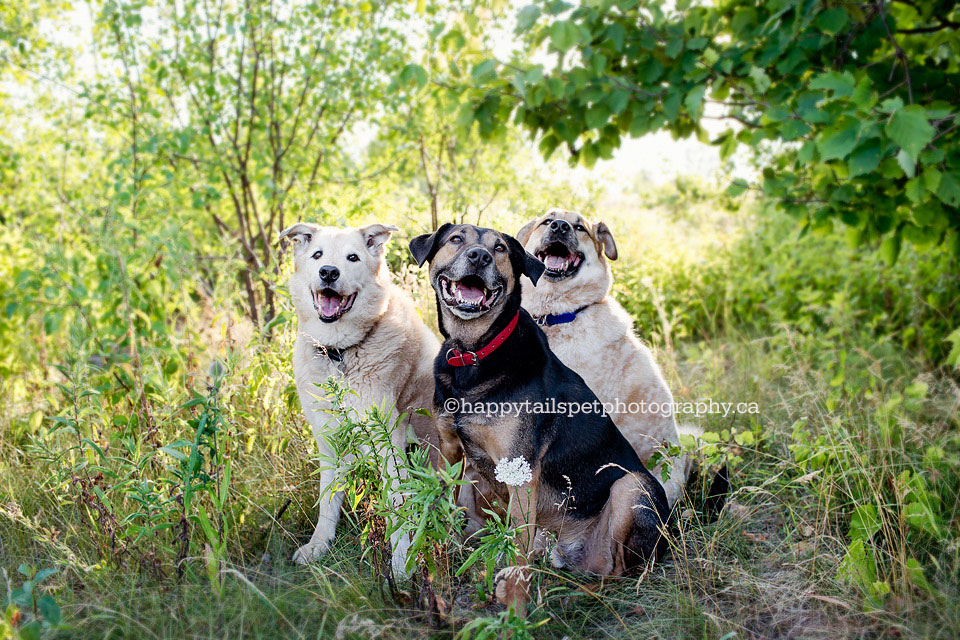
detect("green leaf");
top-left (885, 106), bottom-right (935, 160)
top-left (906, 558), bottom-right (933, 593)
top-left (19, 620), bottom-right (41, 640)
top-left (585, 103), bottom-right (610, 129)
top-left (726, 180), bottom-right (748, 197)
top-left (946, 327), bottom-right (960, 368)
top-left (808, 71), bottom-right (855, 98)
top-left (662, 91), bottom-right (682, 122)
top-left (664, 38), bottom-right (684, 58)
top-left (848, 140), bottom-right (881, 177)
top-left (749, 66), bottom-right (771, 94)
top-left (780, 119), bottom-right (811, 141)
top-left (850, 504), bottom-right (879, 541)
top-left (637, 57), bottom-right (663, 83)
top-left (471, 59), bottom-right (497, 82)
top-left (684, 85), bottom-right (706, 117)
top-left (921, 167), bottom-right (941, 192)
top-left (516, 5), bottom-right (541, 31)
top-left (399, 63), bottom-right (427, 88)
top-left (838, 539), bottom-right (877, 590)
top-left (38, 594), bottom-right (61, 626)
top-left (880, 228), bottom-right (902, 265)
top-left (935, 171), bottom-right (960, 207)
top-left (851, 78), bottom-right (876, 110)
top-left (816, 8), bottom-right (849, 35)
top-left (905, 178), bottom-right (924, 203)
top-left (550, 20), bottom-right (580, 52)
top-left (606, 89), bottom-right (630, 115)
top-left (904, 501), bottom-right (941, 536)
top-left (896, 149), bottom-right (916, 178)
top-left (33, 568), bottom-right (57, 583)
top-left (719, 131), bottom-right (739, 160)
top-left (606, 23), bottom-right (626, 51)
top-left (797, 140), bottom-right (816, 164)
top-left (817, 119), bottom-right (859, 161)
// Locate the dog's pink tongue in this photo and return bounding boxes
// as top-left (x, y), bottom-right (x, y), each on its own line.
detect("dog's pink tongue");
top-left (457, 284), bottom-right (485, 303)
top-left (544, 255), bottom-right (567, 270)
top-left (319, 294), bottom-right (341, 316)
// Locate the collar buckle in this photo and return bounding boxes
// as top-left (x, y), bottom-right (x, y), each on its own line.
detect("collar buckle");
top-left (446, 348), bottom-right (479, 366)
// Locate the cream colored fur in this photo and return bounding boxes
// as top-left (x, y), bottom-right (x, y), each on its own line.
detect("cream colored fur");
top-left (282, 222), bottom-right (439, 578)
top-left (519, 209), bottom-right (692, 508)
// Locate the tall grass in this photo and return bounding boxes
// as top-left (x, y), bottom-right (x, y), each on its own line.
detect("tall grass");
top-left (1, 180), bottom-right (958, 639)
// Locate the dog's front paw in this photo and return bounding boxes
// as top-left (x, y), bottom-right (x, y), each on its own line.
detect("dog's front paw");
top-left (494, 564), bottom-right (531, 612)
top-left (390, 530), bottom-right (414, 580)
top-left (293, 539), bottom-right (331, 565)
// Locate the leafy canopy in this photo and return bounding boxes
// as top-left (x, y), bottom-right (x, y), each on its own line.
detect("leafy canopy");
top-left (435, 0), bottom-right (960, 260)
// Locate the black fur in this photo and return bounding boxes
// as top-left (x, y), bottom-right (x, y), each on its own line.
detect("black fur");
top-left (417, 225), bottom-right (671, 569)
top-left (409, 223), bottom-right (454, 267)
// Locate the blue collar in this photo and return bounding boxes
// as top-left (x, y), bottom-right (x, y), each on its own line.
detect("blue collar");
top-left (534, 305), bottom-right (590, 326)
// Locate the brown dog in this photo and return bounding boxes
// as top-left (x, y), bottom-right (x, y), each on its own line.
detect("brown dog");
top-left (409, 223), bottom-right (670, 607)
top-left (517, 209), bottom-right (693, 508)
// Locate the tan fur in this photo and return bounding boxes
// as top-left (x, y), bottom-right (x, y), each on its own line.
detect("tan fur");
top-left (283, 222), bottom-right (439, 577)
top-left (519, 209), bottom-right (692, 508)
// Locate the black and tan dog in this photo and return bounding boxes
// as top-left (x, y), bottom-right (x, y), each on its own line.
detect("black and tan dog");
top-left (409, 223), bottom-right (670, 601)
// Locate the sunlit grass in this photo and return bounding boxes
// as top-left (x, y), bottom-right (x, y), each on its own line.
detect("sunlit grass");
top-left (1, 181), bottom-right (958, 639)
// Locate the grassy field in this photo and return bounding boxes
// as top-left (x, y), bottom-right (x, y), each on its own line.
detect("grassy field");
top-left (1, 184), bottom-right (958, 639)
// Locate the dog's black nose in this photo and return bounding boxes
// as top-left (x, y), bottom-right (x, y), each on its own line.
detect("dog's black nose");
top-left (318, 265), bottom-right (340, 283)
top-left (549, 219), bottom-right (572, 233)
top-left (465, 247), bottom-right (493, 268)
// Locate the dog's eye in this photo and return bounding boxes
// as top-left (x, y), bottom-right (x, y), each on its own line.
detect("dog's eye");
top-left (575, 224), bottom-right (586, 232)
top-left (312, 250), bottom-right (323, 260)
top-left (347, 253), bottom-right (360, 262)
top-left (494, 243), bottom-right (506, 253)
top-left (449, 235), bottom-right (463, 244)
top-left (540, 219), bottom-right (551, 226)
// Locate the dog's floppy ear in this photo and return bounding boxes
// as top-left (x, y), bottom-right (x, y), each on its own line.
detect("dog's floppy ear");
top-left (279, 222), bottom-right (320, 256)
top-left (516, 218), bottom-right (538, 248)
top-left (359, 223), bottom-right (399, 257)
top-left (594, 221), bottom-right (618, 261)
top-left (409, 223), bottom-right (452, 267)
top-left (506, 235), bottom-right (546, 286)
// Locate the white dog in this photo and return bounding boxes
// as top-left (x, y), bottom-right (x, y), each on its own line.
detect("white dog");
top-left (517, 209), bottom-right (692, 508)
top-left (280, 222), bottom-right (439, 576)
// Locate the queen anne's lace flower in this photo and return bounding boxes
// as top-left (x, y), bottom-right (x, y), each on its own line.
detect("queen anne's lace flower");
top-left (494, 456), bottom-right (532, 487)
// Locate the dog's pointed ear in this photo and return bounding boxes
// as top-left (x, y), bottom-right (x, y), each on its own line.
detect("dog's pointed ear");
top-left (594, 221), bottom-right (618, 261)
top-left (506, 235), bottom-right (546, 286)
top-left (516, 218), bottom-right (538, 248)
top-left (360, 223), bottom-right (399, 257)
top-left (279, 222), bottom-right (320, 256)
top-left (409, 223), bottom-right (452, 267)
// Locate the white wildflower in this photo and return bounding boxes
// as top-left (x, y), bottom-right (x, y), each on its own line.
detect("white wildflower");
top-left (494, 456), bottom-right (532, 487)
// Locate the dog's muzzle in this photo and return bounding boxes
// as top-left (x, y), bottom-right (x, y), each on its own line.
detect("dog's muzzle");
top-left (535, 232), bottom-right (584, 280)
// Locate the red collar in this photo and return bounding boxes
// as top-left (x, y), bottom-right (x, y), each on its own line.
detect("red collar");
top-left (446, 311), bottom-right (519, 367)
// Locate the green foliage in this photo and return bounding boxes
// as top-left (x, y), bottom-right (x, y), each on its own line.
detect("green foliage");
top-left (315, 379), bottom-right (466, 581)
top-left (1, 1), bottom-right (959, 637)
top-left (449, 0), bottom-right (960, 254)
top-left (611, 183), bottom-right (960, 365)
top-left (79, 0), bottom-right (424, 325)
top-left (1, 565), bottom-right (64, 639)
top-left (457, 507), bottom-right (520, 592)
top-left (456, 607), bottom-right (548, 640)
